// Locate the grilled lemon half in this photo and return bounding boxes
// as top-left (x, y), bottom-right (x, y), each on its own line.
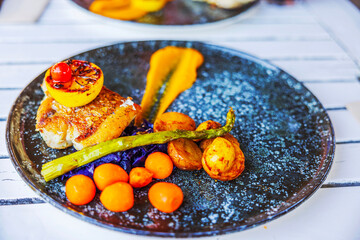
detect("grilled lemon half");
top-left (44, 60), bottom-right (104, 107)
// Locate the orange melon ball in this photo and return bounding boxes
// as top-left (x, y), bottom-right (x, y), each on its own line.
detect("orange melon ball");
top-left (65, 175), bottom-right (96, 205)
top-left (93, 163), bottom-right (129, 191)
top-left (145, 152), bottom-right (173, 179)
top-left (100, 182), bottom-right (134, 212)
top-left (148, 182), bottom-right (183, 213)
top-left (129, 167), bottom-right (153, 188)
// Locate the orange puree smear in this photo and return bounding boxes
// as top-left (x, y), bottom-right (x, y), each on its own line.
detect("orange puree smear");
top-left (89, 0), bottom-right (170, 21)
top-left (137, 46), bottom-right (204, 123)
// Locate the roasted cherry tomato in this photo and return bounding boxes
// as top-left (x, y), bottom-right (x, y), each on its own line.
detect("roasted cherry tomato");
top-left (50, 62), bottom-right (72, 82)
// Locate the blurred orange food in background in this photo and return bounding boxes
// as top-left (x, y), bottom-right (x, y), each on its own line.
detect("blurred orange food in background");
top-left (89, 0), bottom-right (171, 20)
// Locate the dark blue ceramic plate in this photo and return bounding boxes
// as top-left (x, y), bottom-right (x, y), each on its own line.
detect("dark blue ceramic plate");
top-left (6, 41), bottom-right (335, 237)
top-left (71, 0), bottom-right (259, 26)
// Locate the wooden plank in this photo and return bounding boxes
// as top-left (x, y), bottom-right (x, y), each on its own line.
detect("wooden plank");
top-left (0, 160), bottom-right (38, 200)
top-left (0, 40), bottom-right (351, 65)
top-left (306, 0), bottom-right (360, 68)
top-left (272, 59), bottom-right (360, 82)
top-left (217, 40), bottom-right (349, 61)
top-left (0, 64), bottom-right (50, 88)
top-left (326, 143), bottom-right (360, 184)
top-left (329, 110), bottom-right (360, 142)
top-left (39, 1), bottom-right (97, 24)
top-left (0, 187), bottom-right (359, 239)
top-left (245, 15), bottom-right (316, 24)
top-left (0, 90), bottom-right (20, 117)
top-left (0, 23), bottom-right (331, 44)
top-left (304, 82), bottom-right (360, 109)
top-left (0, 121), bottom-right (7, 157)
top-left (40, 0), bottom-right (76, 10)
top-left (0, 90), bottom-right (20, 119)
top-left (0, 43), bottom-right (107, 64)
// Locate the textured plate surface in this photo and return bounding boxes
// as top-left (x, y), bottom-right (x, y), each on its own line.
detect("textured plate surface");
top-left (6, 41), bottom-right (335, 237)
top-left (71, 0), bottom-right (259, 26)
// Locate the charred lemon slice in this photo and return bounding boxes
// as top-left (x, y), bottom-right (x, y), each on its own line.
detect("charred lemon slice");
top-left (44, 60), bottom-right (104, 107)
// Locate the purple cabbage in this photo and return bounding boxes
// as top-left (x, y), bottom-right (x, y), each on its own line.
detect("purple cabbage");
top-left (62, 120), bottom-right (167, 180)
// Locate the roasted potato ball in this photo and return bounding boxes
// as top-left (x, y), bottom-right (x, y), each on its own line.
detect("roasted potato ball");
top-left (202, 137), bottom-right (235, 174)
top-left (194, 120), bottom-right (222, 142)
top-left (199, 139), bottom-right (212, 152)
top-left (196, 120), bottom-right (222, 131)
top-left (154, 112), bottom-right (196, 132)
top-left (168, 139), bottom-right (202, 170)
top-left (216, 143), bottom-right (245, 181)
top-left (199, 133), bottom-right (240, 152)
top-left (222, 133), bottom-right (240, 146)
top-left (202, 137), bottom-right (245, 181)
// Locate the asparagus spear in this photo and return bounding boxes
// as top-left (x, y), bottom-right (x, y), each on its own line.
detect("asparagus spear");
top-left (41, 108), bottom-right (235, 182)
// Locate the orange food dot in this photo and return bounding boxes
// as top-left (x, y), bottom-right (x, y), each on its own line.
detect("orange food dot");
top-left (129, 167), bottom-right (153, 188)
top-left (100, 182), bottom-right (134, 212)
top-left (65, 175), bottom-right (96, 205)
top-left (148, 182), bottom-right (183, 213)
top-left (145, 152), bottom-right (173, 179)
top-left (93, 163), bottom-right (129, 191)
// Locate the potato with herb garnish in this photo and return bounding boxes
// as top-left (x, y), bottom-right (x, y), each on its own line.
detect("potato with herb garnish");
top-left (202, 137), bottom-right (245, 181)
top-left (197, 119), bottom-right (240, 151)
top-left (202, 137), bottom-right (235, 173)
top-left (194, 120), bottom-right (222, 142)
top-left (200, 133), bottom-right (240, 152)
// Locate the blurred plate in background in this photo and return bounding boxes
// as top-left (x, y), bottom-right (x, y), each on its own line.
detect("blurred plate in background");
top-left (70, 0), bottom-right (259, 28)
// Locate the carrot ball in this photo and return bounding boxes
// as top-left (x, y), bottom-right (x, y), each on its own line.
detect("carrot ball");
top-left (145, 152), bottom-right (173, 179)
top-left (65, 175), bottom-right (96, 205)
top-left (129, 167), bottom-right (153, 188)
top-left (100, 182), bottom-right (134, 212)
top-left (93, 163), bottom-right (129, 191)
top-left (148, 182), bottom-right (183, 213)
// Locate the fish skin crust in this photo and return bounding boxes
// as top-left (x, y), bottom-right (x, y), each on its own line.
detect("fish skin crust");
top-left (36, 86), bottom-right (141, 150)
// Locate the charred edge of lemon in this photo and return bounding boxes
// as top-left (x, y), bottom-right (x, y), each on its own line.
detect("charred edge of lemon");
top-left (44, 62), bottom-right (104, 108)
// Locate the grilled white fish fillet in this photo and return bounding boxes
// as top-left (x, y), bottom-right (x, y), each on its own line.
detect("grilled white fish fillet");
top-left (36, 86), bottom-right (141, 150)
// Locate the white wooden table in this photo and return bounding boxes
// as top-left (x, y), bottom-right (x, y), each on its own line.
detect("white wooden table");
top-left (1, 0), bottom-right (360, 239)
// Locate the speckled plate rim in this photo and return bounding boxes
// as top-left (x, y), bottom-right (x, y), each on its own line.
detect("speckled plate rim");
top-left (68, 0), bottom-right (260, 32)
top-left (6, 40), bottom-right (335, 238)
